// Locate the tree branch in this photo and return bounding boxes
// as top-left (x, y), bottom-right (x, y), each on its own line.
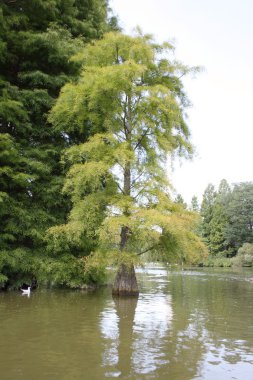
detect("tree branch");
top-left (137, 244), bottom-right (158, 256)
top-left (130, 169), bottom-right (145, 188)
top-left (132, 93), bottom-right (143, 108)
top-left (132, 186), bottom-right (146, 200)
top-left (134, 128), bottom-right (151, 151)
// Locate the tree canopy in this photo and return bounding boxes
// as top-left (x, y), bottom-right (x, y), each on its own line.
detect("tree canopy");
top-left (0, 0), bottom-right (115, 288)
top-left (200, 180), bottom-right (253, 257)
top-left (225, 182), bottom-right (253, 250)
top-left (49, 31), bottom-right (206, 293)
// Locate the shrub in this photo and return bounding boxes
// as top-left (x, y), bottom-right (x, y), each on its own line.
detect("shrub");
top-left (200, 255), bottom-right (232, 267)
top-left (238, 243), bottom-right (253, 256)
top-left (232, 243), bottom-right (253, 267)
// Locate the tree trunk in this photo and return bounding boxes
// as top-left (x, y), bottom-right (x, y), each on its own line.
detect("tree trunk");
top-left (112, 263), bottom-right (139, 296)
top-left (113, 105), bottom-right (139, 296)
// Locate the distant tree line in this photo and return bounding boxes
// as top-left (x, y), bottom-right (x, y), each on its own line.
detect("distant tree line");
top-left (201, 180), bottom-right (253, 257)
top-left (176, 180), bottom-right (253, 266)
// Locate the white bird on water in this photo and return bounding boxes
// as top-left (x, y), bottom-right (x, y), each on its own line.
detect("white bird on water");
top-left (21, 286), bottom-right (31, 296)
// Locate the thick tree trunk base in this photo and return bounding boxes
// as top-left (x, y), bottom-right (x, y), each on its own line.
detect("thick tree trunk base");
top-left (112, 263), bottom-right (139, 296)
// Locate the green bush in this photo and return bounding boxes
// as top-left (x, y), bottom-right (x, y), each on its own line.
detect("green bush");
top-left (232, 243), bottom-right (253, 267)
top-left (238, 243), bottom-right (253, 256)
top-left (232, 255), bottom-right (244, 267)
top-left (243, 254), bottom-right (253, 266)
top-left (200, 255), bottom-right (233, 268)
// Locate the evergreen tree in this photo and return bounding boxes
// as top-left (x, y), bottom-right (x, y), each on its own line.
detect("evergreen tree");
top-left (200, 180), bottom-right (231, 255)
top-left (200, 183), bottom-right (217, 248)
top-left (49, 32), bottom-right (206, 294)
top-left (0, 0), bottom-right (112, 288)
top-left (209, 203), bottom-right (228, 254)
top-left (200, 180), bottom-right (253, 257)
top-left (175, 194), bottom-right (187, 209)
top-left (225, 182), bottom-right (253, 253)
top-left (209, 179), bottom-right (231, 255)
top-left (190, 195), bottom-right (199, 212)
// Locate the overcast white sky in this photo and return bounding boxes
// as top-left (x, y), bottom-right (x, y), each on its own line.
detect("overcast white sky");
top-left (110, 0), bottom-right (253, 204)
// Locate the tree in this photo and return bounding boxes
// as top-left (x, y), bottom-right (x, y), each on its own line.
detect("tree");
top-left (49, 31), bottom-right (206, 295)
top-left (200, 184), bottom-right (217, 248)
top-left (209, 179), bottom-right (231, 255)
top-left (200, 180), bottom-right (253, 257)
top-left (225, 182), bottom-right (253, 253)
top-left (209, 203), bottom-right (228, 255)
top-left (175, 194), bottom-right (187, 209)
top-left (200, 180), bottom-right (231, 255)
top-left (0, 0), bottom-right (114, 288)
top-left (190, 195), bottom-right (199, 212)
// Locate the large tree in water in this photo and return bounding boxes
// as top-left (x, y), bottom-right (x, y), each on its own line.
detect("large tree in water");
top-left (49, 32), bottom-right (206, 295)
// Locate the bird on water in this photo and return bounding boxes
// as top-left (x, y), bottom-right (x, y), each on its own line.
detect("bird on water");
top-left (21, 286), bottom-right (31, 295)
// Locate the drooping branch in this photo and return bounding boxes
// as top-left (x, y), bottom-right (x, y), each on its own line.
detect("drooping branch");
top-left (117, 183), bottom-right (124, 193)
top-left (137, 244), bottom-right (159, 256)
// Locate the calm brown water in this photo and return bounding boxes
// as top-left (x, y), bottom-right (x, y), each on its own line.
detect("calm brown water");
top-left (1, 267), bottom-right (253, 380)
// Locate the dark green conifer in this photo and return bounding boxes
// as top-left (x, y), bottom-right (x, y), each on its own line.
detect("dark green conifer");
top-left (0, 0), bottom-right (113, 288)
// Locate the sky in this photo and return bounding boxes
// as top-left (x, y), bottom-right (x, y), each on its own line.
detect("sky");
top-left (110, 0), bottom-right (253, 204)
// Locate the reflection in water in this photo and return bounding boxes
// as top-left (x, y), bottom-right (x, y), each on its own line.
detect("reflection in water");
top-left (100, 301), bottom-right (119, 372)
top-left (100, 297), bottom-right (138, 378)
top-left (21, 292), bottom-right (30, 298)
top-left (169, 270), bottom-right (253, 380)
top-left (2, 268), bottom-right (253, 379)
top-left (100, 291), bottom-right (173, 377)
top-left (99, 269), bottom-right (253, 380)
top-left (132, 294), bottom-right (173, 374)
top-left (195, 338), bottom-right (253, 380)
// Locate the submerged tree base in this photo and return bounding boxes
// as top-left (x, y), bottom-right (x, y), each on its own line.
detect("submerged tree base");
top-left (112, 264), bottom-right (139, 296)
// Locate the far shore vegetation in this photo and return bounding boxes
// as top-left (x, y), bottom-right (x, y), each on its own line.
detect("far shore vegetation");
top-left (185, 180), bottom-right (253, 269)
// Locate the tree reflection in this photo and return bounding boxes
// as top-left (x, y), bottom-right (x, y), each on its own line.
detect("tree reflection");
top-left (132, 294), bottom-right (173, 374)
top-left (100, 296), bottom-right (138, 377)
top-left (99, 291), bottom-right (173, 378)
top-left (99, 268), bottom-right (253, 379)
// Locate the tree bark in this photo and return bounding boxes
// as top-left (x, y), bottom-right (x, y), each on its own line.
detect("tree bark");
top-left (112, 263), bottom-right (139, 296)
top-left (120, 226), bottom-right (130, 250)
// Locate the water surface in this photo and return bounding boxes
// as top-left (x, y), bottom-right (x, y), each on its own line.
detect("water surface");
top-left (1, 267), bottom-right (253, 379)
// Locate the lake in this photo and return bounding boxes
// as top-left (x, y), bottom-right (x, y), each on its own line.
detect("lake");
top-left (1, 267), bottom-right (253, 379)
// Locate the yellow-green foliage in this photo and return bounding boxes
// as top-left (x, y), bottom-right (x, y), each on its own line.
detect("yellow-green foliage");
top-left (49, 31), bottom-right (205, 272)
top-left (98, 197), bottom-right (207, 265)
